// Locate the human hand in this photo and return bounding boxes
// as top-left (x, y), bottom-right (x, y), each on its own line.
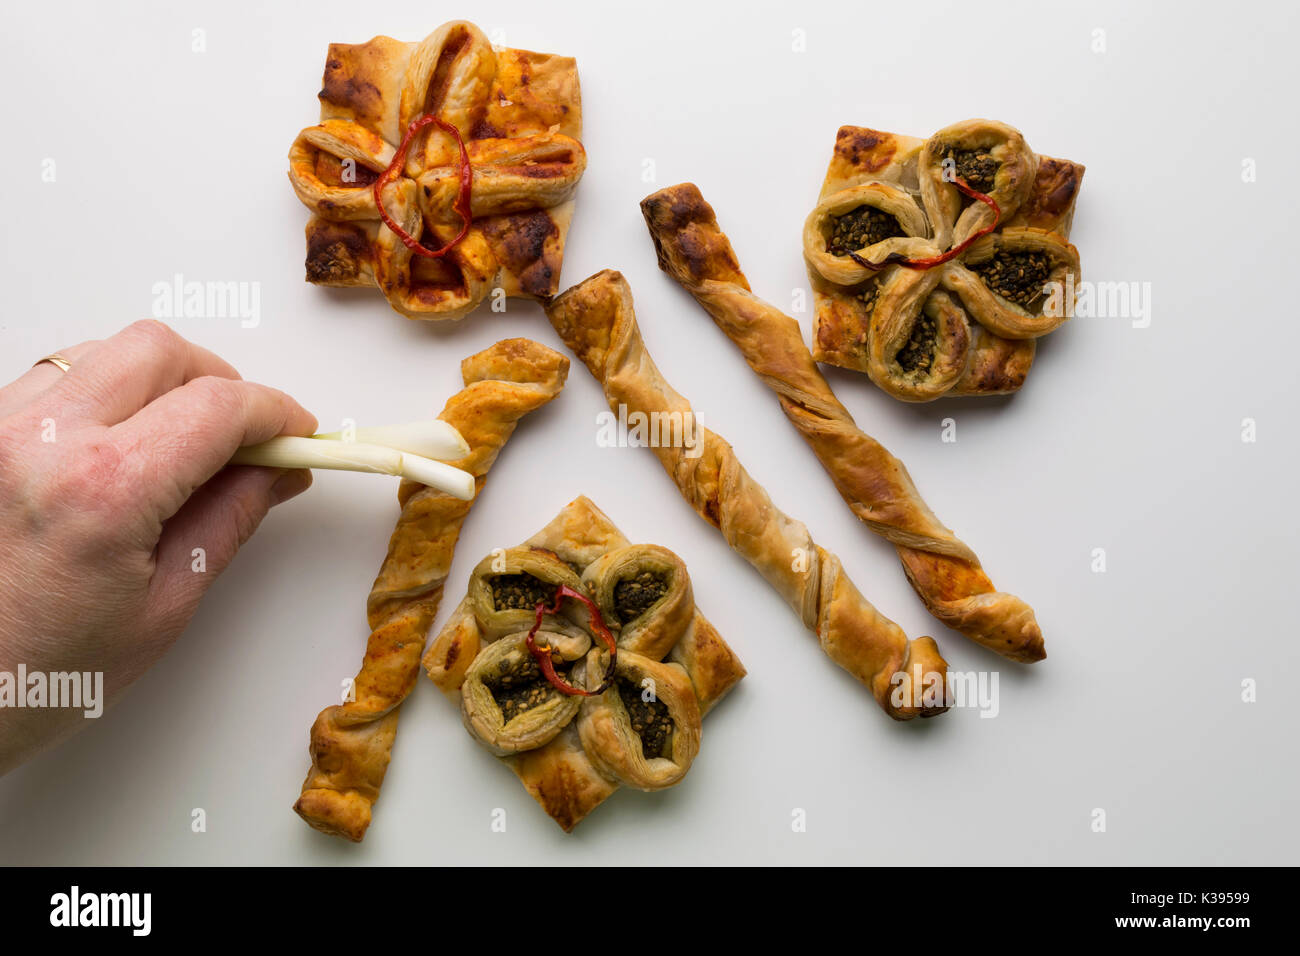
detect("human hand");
top-left (0, 320), bottom-right (317, 774)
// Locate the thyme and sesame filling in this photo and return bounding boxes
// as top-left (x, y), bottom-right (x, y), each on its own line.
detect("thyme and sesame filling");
top-left (939, 144), bottom-right (998, 194)
top-left (490, 573), bottom-right (558, 611)
top-left (896, 313), bottom-right (938, 374)
top-left (617, 678), bottom-right (674, 759)
top-left (828, 205), bottom-right (905, 256)
top-left (487, 653), bottom-right (567, 722)
top-left (973, 251), bottom-right (1052, 307)
top-left (857, 283), bottom-right (881, 315)
top-left (613, 571), bottom-right (669, 622)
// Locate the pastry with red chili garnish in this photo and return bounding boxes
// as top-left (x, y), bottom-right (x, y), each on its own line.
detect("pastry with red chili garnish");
top-left (287, 20), bottom-right (586, 320)
top-left (803, 119), bottom-right (1084, 400)
top-left (423, 497), bottom-right (745, 831)
top-left (458, 549), bottom-right (596, 755)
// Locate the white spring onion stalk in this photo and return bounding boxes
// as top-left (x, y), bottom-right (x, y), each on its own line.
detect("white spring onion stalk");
top-left (231, 436), bottom-right (476, 500)
top-left (313, 420), bottom-right (470, 462)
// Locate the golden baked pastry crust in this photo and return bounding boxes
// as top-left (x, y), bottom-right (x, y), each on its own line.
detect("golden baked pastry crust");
top-left (642, 183), bottom-right (1044, 662)
top-left (421, 496), bottom-right (746, 832)
top-left (293, 338), bottom-right (568, 842)
top-left (806, 120), bottom-right (1083, 399)
top-left (287, 20), bottom-right (585, 320)
top-left (545, 271), bottom-right (950, 718)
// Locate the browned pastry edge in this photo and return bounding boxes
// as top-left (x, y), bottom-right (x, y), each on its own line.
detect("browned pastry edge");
top-left (421, 495), bottom-right (746, 831)
top-left (641, 183), bottom-right (1044, 662)
top-left (289, 21), bottom-right (586, 319)
top-left (809, 123), bottom-right (1083, 394)
top-left (545, 270), bottom-right (949, 719)
top-left (293, 338), bottom-right (568, 841)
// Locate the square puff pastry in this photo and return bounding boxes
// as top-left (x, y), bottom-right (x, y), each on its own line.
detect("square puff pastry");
top-left (422, 496), bottom-right (746, 831)
top-left (806, 121), bottom-right (1084, 399)
top-left (287, 20), bottom-right (586, 320)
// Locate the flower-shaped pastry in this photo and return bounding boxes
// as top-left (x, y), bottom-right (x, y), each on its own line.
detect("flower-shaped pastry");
top-left (804, 119), bottom-right (1084, 400)
top-left (422, 496), bottom-right (745, 831)
top-left (287, 21), bottom-right (587, 320)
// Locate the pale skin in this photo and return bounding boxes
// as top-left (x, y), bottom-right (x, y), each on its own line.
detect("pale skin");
top-left (0, 320), bottom-right (317, 775)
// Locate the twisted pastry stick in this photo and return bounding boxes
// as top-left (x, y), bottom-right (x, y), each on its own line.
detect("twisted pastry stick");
top-left (294, 338), bottom-right (569, 841)
top-left (641, 183), bottom-right (1043, 661)
top-left (546, 271), bottom-right (947, 720)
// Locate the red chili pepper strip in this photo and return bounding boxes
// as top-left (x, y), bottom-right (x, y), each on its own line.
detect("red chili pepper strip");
top-left (525, 584), bottom-right (618, 697)
top-left (372, 113), bottom-right (473, 259)
top-left (849, 176), bottom-right (1002, 272)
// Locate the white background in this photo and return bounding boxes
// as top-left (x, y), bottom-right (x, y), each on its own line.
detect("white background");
top-left (1, 0), bottom-right (1296, 865)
